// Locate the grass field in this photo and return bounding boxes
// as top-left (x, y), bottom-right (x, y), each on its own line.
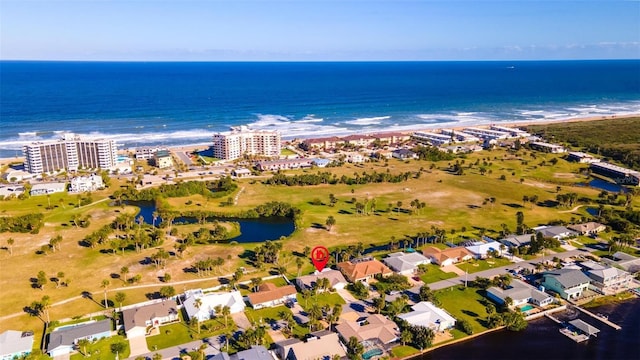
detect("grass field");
top-left (456, 258), bottom-right (512, 274)
top-left (2, 146), bottom-right (636, 342)
top-left (435, 286), bottom-right (491, 334)
top-left (419, 265), bottom-right (458, 283)
top-left (69, 335), bottom-right (130, 360)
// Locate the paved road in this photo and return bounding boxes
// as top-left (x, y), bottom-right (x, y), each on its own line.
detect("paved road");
top-left (128, 336), bottom-right (224, 360)
top-left (174, 151), bottom-right (194, 166)
top-left (418, 248), bottom-right (592, 292)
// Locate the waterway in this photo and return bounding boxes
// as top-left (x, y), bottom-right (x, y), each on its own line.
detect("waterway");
top-left (419, 298), bottom-right (640, 360)
top-left (132, 201), bottom-right (295, 243)
top-left (578, 178), bottom-right (629, 193)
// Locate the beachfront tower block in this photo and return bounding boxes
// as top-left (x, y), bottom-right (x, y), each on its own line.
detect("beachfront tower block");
top-left (212, 127), bottom-right (281, 160)
top-left (23, 134), bottom-right (117, 174)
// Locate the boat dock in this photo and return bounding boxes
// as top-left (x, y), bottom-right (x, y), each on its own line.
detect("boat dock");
top-left (568, 303), bottom-right (622, 330)
top-left (545, 314), bottom-right (601, 343)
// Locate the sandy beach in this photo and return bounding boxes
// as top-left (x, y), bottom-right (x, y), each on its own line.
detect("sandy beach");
top-left (1, 113), bottom-right (638, 168)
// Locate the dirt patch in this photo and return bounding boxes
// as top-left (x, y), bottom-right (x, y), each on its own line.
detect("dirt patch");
top-left (433, 330), bottom-right (454, 344)
top-left (553, 173), bottom-right (579, 179)
top-left (524, 181), bottom-right (552, 189)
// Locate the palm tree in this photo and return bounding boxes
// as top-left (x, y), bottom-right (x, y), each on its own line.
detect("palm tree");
top-left (115, 292), bottom-right (126, 310)
top-left (296, 257), bottom-right (304, 277)
top-left (221, 305), bottom-right (231, 327)
top-left (152, 211), bottom-right (159, 227)
top-left (325, 216), bottom-right (336, 231)
top-left (41, 295), bottom-right (51, 323)
top-left (77, 338), bottom-right (90, 356)
top-left (400, 329), bottom-right (413, 346)
top-left (101, 279), bottom-right (110, 308)
top-left (222, 328), bottom-right (233, 352)
top-left (120, 266), bottom-right (129, 283)
top-left (250, 277), bottom-right (263, 292)
top-left (279, 310), bottom-right (294, 333)
top-left (6, 237), bottom-right (14, 255)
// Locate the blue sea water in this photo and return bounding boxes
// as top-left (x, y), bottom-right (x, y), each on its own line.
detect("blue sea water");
top-left (1, 60), bottom-right (639, 157)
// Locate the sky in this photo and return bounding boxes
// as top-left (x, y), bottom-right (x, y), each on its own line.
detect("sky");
top-left (1, 0), bottom-right (639, 61)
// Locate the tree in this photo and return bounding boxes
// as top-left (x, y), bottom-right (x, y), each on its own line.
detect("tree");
top-left (101, 279), bottom-right (110, 308)
top-left (296, 257), bottom-right (304, 277)
top-left (36, 271), bottom-right (47, 290)
top-left (221, 305), bottom-right (231, 327)
top-left (411, 325), bottom-right (435, 350)
top-left (54, 271), bottom-right (65, 288)
top-left (115, 292), bottom-right (126, 310)
top-left (120, 266), bottom-right (130, 283)
top-left (77, 338), bottom-right (91, 356)
top-left (152, 211), bottom-right (159, 227)
top-left (159, 286), bottom-right (176, 299)
top-left (400, 329), bottom-right (413, 346)
top-left (279, 310), bottom-right (294, 333)
top-left (325, 216), bottom-right (336, 231)
top-left (418, 285), bottom-right (440, 306)
top-left (346, 336), bottom-right (364, 360)
top-left (457, 318), bottom-right (473, 335)
top-left (110, 342), bottom-right (127, 356)
top-left (250, 277), bottom-right (263, 292)
top-left (7, 237), bottom-right (14, 255)
top-left (40, 295), bottom-right (51, 323)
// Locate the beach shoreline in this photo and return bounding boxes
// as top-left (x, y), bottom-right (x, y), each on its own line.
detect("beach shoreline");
top-left (1, 113), bottom-right (638, 168)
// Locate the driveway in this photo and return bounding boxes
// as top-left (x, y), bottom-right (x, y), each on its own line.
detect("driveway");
top-left (336, 288), bottom-right (358, 303)
top-left (128, 335), bottom-right (150, 357)
top-left (231, 312), bottom-right (252, 330)
top-left (441, 265), bottom-right (465, 276)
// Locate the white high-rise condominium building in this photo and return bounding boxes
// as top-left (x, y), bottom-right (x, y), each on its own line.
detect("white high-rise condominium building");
top-left (23, 134), bottom-right (117, 174)
top-left (212, 127), bottom-right (281, 160)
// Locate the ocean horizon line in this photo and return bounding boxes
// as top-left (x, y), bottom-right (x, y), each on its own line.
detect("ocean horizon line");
top-left (2, 59), bottom-right (639, 64)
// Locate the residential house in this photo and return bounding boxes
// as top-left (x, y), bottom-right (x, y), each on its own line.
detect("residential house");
top-left (69, 174), bottom-right (104, 193)
top-left (534, 226), bottom-right (577, 240)
top-left (567, 152), bottom-right (600, 164)
top-left (486, 279), bottom-right (553, 308)
top-left (256, 159), bottom-right (313, 171)
top-left (397, 302), bottom-right (456, 332)
top-left (382, 252), bottom-right (430, 275)
top-left (465, 241), bottom-right (503, 259)
top-left (295, 269), bottom-right (348, 292)
top-left (609, 252), bottom-right (640, 274)
top-left (344, 152), bottom-right (366, 163)
top-left (246, 283), bottom-right (297, 310)
top-left (274, 330), bottom-right (347, 360)
top-left (499, 233), bottom-right (535, 248)
top-left (232, 168), bottom-right (252, 178)
top-left (529, 141), bottom-right (567, 153)
top-left (47, 320), bottom-right (112, 357)
top-left (122, 300), bottom-right (179, 338)
top-left (0, 331), bottom-right (34, 360)
top-left (579, 261), bottom-right (633, 295)
top-left (311, 158), bottom-right (332, 168)
top-left (542, 269), bottom-right (591, 300)
top-left (230, 346), bottom-right (272, 360)
top-left (30, 182), bottom-right (66, 196)
top-left (567, 222), bottom-right (606, 236)
top-left (335, 314), bottom-right (398, 345)
top-left (422, 247), bottom-right (473, 267)
top-left (183, 289), bottom-right (246, 322)
top-left (154, 150), bottom-right (173, 169)
top-left (337, 258), bottom-right (393, 283)
top-left (391, 149), bottom-right (417, 160)
top-left (210, 353), bottom-right (231, 360)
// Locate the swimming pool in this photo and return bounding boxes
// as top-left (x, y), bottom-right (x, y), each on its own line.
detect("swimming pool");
top-left (363, 348), bottom-right (383, 359)
top-left (520, 304), bottom-right (535, 312)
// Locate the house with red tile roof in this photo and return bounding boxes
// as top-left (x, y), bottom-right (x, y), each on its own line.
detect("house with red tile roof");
top-left (246, 283), bottom-right (297, 310)
top-left (337, 257), bottom-right (393, 283)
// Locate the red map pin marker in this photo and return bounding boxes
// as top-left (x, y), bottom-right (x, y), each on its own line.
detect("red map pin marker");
top-left (311, 246), bottom-right (330, 272)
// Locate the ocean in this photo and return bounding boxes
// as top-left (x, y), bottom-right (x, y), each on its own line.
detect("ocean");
top-left (420, 298), bottom-right (640, 360)
top-left (1, 60), bottom-right (639, 157)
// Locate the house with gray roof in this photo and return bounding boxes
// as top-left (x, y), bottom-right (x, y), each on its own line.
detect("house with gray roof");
top-left (542, 269), bottom-right (591, 300)
top-left (499, 234), bottom-right (535, 248)
top-left (230, 345), bottom-right (272, 360)
top-left (122, 299), bottom-right (179, 338)
top-left (382, 252), bottom-right (430, 275)
top-left (534, 226), bottom-right (577, 240)
top-left (486, 279), bottom-right (553, 308)
top-left (296, 269), bottom-right (348, 291)
top-left (0, 331), bottom-right (34, 360)
top-left (578, 262), bottom-right (633, 295)
top-left (47, 320), bottom-right (112, 357)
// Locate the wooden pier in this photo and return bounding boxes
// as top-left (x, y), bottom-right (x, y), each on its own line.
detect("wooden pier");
top-left (568, 303), bottom-right (622, 330)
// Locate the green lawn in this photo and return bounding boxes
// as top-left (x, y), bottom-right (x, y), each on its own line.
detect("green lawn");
top-left (419, 265), bottom-right (458, 283)
top-left (435, 286), bottom-right (490, 334)
top-left (146, 315), bottom-right (235, 350)
top-left (244, 305), bottom-right (310, 340)
top-left (296, 292), bottom-right (345, 311)
top-left (70, 335), bottom-right (130, 360)
top-left (281, 149), bottom-right (297, 156)
top-left (455, 257), bottom-right (512, 274)
top-left (390, 345), bottom-right (420, 358)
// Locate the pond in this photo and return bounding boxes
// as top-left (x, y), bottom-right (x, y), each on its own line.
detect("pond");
top-left (578, 178), bottom-right (629, 193)
top-left (132, 201), bottom-right (295, 243)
